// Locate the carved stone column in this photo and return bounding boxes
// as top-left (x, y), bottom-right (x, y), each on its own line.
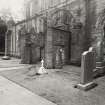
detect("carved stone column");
top-left (95, 35), bottom-right (105, 74)
top-left (91, 28), bottom-right (105, 75)
top-left (45, 27), bottom-right (54, 69)
top-left (2, 30), bottom-right (11, 60)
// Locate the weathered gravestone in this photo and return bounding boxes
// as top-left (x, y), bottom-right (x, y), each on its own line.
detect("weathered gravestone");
top-left (76, 47), bottom-right (97, 91)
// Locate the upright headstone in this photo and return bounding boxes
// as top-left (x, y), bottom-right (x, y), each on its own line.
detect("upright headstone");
top-left (76, 47), bottom-right (97, 91)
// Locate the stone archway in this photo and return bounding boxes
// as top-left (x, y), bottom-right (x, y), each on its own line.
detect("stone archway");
top-left (45, 9), bottom-right (75, 69)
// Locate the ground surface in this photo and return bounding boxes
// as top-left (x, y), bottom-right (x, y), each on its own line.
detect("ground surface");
top-left (0, 76), bottom-right (56, 105)
top-left (0, 64), bottom-right (105, 105)
top-left (0, 57), bottom-right (22, 68)
top-left (0, 57), bottom-right (31, 71)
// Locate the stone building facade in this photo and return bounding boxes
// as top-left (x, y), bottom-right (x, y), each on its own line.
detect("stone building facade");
top-left (23, 0), bottom-right (86, 68)
top-left (3, 0), bottom-right (105, 73)
top-left (23, 0), bottom-right (105, 71)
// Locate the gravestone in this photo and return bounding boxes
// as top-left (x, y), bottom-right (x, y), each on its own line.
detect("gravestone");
top-left (76, 47), bottom-right (97, 91)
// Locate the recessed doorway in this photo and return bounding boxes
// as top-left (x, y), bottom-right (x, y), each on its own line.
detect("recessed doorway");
top-left (0, 24), bottom-right (7, 55)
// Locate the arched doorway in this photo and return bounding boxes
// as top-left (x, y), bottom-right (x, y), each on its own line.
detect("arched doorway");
top-left (45, 9), bottom-right (74, 68)
top-left (45, 8), bottom-right (83, 69)
top-left (0, 19), bottom-right (7, 55)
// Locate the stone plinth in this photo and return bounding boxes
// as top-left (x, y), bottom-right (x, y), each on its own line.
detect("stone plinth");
top-left (2, 56), bottom-right (10, 60)
top-left (95, 61), bottom-right (105, 74)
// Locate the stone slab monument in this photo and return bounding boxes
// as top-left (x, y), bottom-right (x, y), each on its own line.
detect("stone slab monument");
top-left (76, 47), bottom-right (97, 91)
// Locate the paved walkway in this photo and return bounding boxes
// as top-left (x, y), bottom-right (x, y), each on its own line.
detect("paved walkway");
top-left (0, 76), bottom-right (56, 105)
top-left (0, 57), bottom-right (105, 105)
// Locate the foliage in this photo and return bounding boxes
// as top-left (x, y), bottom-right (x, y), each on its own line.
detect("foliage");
top-left (0, 8), bottom-right (12, 21)
top-left (0, 8), bottom-right (15, 27)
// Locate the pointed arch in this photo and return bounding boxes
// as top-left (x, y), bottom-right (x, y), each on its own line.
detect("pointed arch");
top-left (47, 8), bottom-right (74, 28)
top-left (96, 8), bottom-right (105, 28)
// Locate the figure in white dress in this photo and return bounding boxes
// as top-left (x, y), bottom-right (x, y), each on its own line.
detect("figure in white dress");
top-left (37, 59), bottom-right (47, 75)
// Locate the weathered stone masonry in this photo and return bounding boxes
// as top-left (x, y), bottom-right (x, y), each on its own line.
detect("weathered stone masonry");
top-left (10, 0), bottom-right (87, 67)
top-left (88, 0), bottom-right (105, 74)
top-left (7, 0), bottom-right (105, 73)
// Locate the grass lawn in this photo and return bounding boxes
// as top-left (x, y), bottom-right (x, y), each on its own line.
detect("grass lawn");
top-left (0, 66), bottom-right (105, 105)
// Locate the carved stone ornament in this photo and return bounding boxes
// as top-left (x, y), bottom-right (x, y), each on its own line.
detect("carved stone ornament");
top-left (47, 9), bottom-right (74, 29)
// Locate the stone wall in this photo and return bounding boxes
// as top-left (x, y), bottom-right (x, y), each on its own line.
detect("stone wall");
top-left (88, 0), bottom-right (105, 41)
top-left (45, 28), bottom-right (53, 68)
top-left (88, 0), bottom-right (105, 61)
top-left (86, 0), bottom-right (105, 73)
top-left (24, 0), bottom-right (87, 67)
top-left (11, 0), bottom-right (105, 67)
top-left (9, 0), bottom-right (105, 69)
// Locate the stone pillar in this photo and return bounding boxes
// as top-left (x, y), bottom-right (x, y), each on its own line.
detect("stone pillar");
top-left (23, 42), bottom-right (31, 64)
top-left (95, 38), bottom-right (105, 75)
top-left (76, 48), bottom-right (97, 91)
top-left (19, 33), bottom-right (25, 63)
top-left (45, 27), bottom-right (54, 68)
top-left (2, 30), bottom-right (11, 60)
top-left (21, 33), bottom-right (32, 64)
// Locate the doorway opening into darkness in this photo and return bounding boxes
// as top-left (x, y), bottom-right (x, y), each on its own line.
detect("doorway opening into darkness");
top-left (0, 35), bottom-right (5, 55)
top-left (0, 25), bottom-right (7, 55)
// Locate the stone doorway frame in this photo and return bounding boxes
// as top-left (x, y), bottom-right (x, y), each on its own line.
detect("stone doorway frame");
top-left (45, 9), bottom-right (74, 69)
